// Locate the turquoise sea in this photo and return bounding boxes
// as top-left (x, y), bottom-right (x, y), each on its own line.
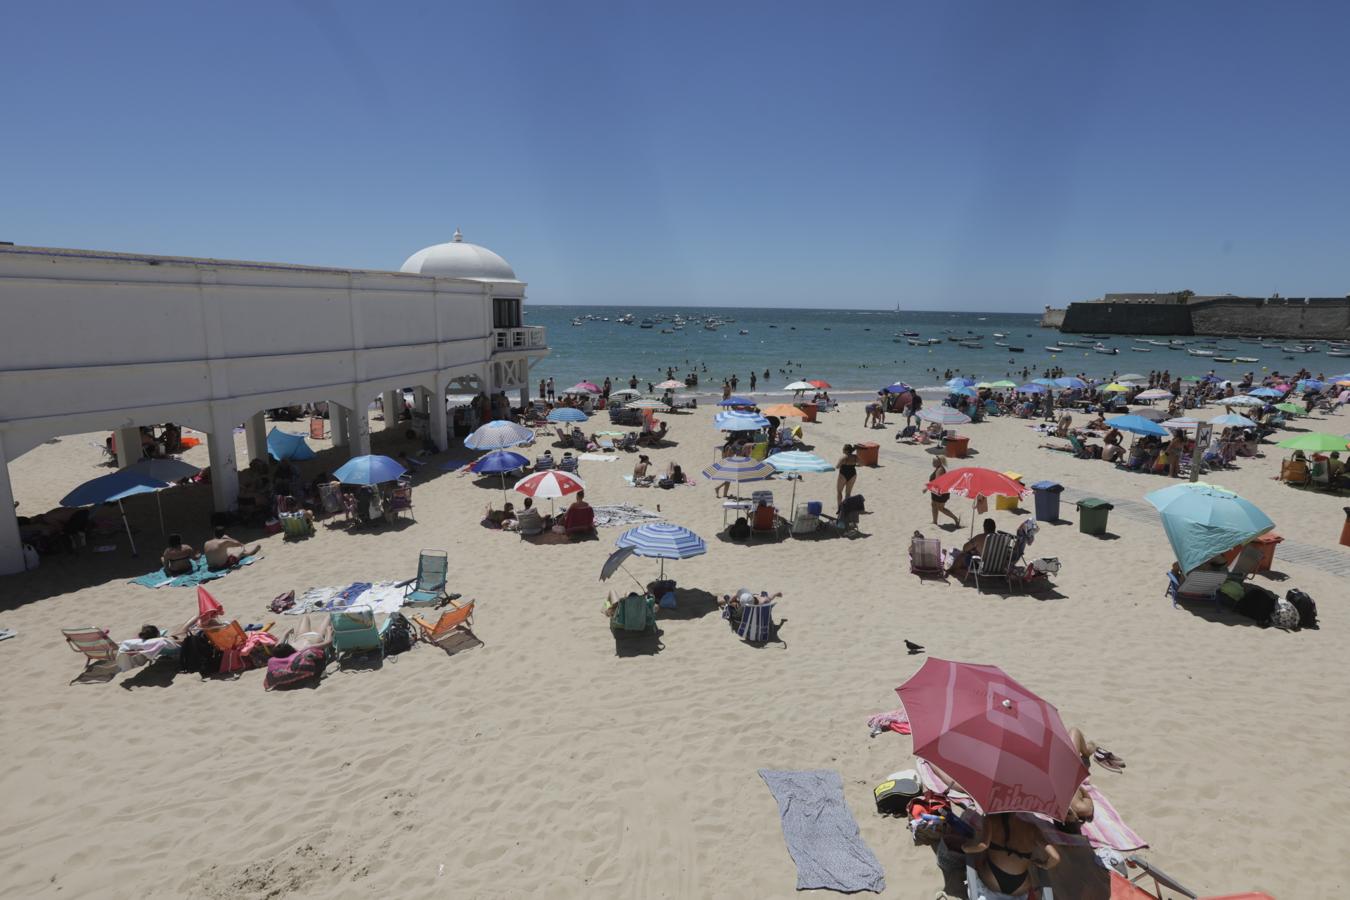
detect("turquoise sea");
top-left (523, 306), bottom-right (1336, 395)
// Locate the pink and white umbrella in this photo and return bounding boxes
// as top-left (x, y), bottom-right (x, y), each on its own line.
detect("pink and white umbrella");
top-left (514, 470), bottom-right (585, 500)
top-left (898, 658), bottom-right (1087, 820)
top-left (567, 382), bottom-right (600, 395)
top-left (655, 379), bottom-right (686, 390)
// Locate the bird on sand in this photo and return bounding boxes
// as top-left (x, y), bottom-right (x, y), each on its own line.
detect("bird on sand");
top-left (904, 640), bottom-right (924, 655)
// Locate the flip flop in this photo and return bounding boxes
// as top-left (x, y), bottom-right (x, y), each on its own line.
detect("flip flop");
top-left (1094, 748), bottom-right (1126, 771)
top-left (0, 628), bottom-right (17, 641)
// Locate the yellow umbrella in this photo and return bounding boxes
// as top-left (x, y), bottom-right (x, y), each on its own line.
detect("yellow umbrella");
top-left (760, 403), bottom-right (807, 418)
top-left (1102, 383), bottom-right (1131, 392)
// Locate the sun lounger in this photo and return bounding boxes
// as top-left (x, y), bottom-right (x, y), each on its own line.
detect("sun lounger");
top-left (909, 535), bottom-right (945, 579)
top-left (398, 549), bottom-right (449, 606)
top-left (735, 602), bottom-right (775, 643)
top-left (968, 532), bottom-right (1016, 592)
top-left (62, 626), bottom-right (119, 683)
top-left (1165, 569), bottom-right (1229, 609)
top-left (330, 606), bottom-right (392, 661)
top-left (608, 592), bottom-right (656, 634)
top-left (412, 599), bottom-right (476, 647)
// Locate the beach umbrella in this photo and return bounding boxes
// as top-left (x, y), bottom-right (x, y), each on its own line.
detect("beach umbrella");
top-left (784, 381), bottom-right (814, 393)
top-left (925, 466), bottom-right (1026, 535)
top-left (973, 382), bottom-right (993, 390)
top-left (627, 399), bottom-right (666, 410)
top-left (714, 410), bottom-right (771, 431)
top-left (569, 381), bottom-right (601, 394)
top-left (1017, 384), bottom-right (1046, 395)
top-left (1160, 417), bottom-right (1201, 431)
top-left (1032, 378), bottom-right (1058, 387)
top-left (610, 388), bottom-right (642, 399)
top-left (333, 454), bottom-right (406, 485)
top-left (266, 427), bottom-right (316, 462)
top-left (470, 449), bottom-right (530, 495)
top-left (1210, 413), bottom-right (1257, 428)
top-left (1106, 415), bottom-right (1169, 437)
top-left (882, 382), bottom-right (913, 394)
top-left (197, 586), bottom-right (225, 621)
top-left (599, 545), bottom-right (645, 592)
top-left (1223, 395), bottom-right (1266, 408)
top-left (1130, 407), bottom-right (1167, 421)
top-left (1054, 377), bottom-right (1087, 390)
top-left (1298, 379), bottom-right (1327, 391)
top-left (1101, 383), bottom-right (1131, 393)
top-left (765, 450), bottom-right (833, 510)
top-left (1135, 389), bottom-right (1174, 401)
top-left (61, 468), bottom-right (174, 557)
top-left (1273, 402), bottom-right (1304, 416)
top-left (1118, 374), bottom-right (1146, 383)
top-left (760, 403), bottom-right (806, 418)
top-left (951, 386), bottom-right (977, 397)
top-left (615, 522), bottom-right (707, 578)
top-left (1201, 374), bottom-right (1225, 384)
top-left (717, 395), bottom-right (756, 407)
top-left (515, 469), bottom-right (586, 513)
top-left (1276, 433), bottom-right (1350, 452)
top-left (1181, 375), bottom-right (1201, 382)
top-left (127, 458), bottom-right (202, 536)
top-left (546, 407), bottom-right (589, 423)
top-left (807, 380), bottom-right (832, 389)
top-left (464, 420), bottom-right (535, 450)
top-left (916, 407), bottom-right (971, 427)
top-left (655, 380), bottom-right (686, 391)
top-left (1249, 387), bottom-right (1283, 399)
top-left (946, 377), bottom-right (976, 389)
top-left (702, 456), bottom-right (775, 500)
top-left (1145, 482), bottom-right (1274, 575)
top-left (989, 380), bottom-right (1017, 389)
top-left (898, 657), bottom-right (1087, 819)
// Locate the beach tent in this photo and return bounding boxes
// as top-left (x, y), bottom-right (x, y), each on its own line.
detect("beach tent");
top-left (267, 427), bottom-right (317, 461)
top-left (1145, 482), bottom-right (1274, 575)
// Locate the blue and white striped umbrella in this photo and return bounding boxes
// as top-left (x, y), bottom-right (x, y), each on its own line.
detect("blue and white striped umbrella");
top-left (702, 456), bottom-right (775, 488)
top-left (765, 451), bottom-right (833, 473)
top-left (546, 407), bottom-right (590, 423)
top-left (615, 523), bottom-right (707, 578)
top-left (1210, 413), bottom-right (1257, 428)
top-left (1054, 377), bottom-right (1088, 390)
top-left (464, 420), bottom-right (535, 450)
top-left (1018, 384), bottom-right (1047, 394)
top-left (1248, 387), bottom-right (1282, 399)
top-left (714, 410), bottom-right (770, 431)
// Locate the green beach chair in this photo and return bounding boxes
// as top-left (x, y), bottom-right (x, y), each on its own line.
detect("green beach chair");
top-left (608, 593), bottom-right (656, 634)
top-left (399, 550), bottom-right (450, 607)
top-left (329, 606), bottom-right (392, 661)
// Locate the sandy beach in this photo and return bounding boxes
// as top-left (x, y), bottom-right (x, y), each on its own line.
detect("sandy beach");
top-left (1, 398), bottom-right (1345, 899)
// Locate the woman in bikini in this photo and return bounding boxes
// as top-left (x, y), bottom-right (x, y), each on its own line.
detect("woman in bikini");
top-left (962, 812), bottom-right (1059, 899)
top-left (926, 457), bottom-right (961, 528)
top-left (836, 444), bottom-right (859, 507)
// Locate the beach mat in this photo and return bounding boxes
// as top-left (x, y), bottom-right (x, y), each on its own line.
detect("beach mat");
top-left (758, 769), bottom-right (886, 893)
top-left (129, 555), bottom-right (261, 589)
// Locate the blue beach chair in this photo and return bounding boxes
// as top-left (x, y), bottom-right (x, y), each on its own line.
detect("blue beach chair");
top-left (399, 550), bottom-right (449, 607)
top-left (330, 606), bottom-right (393, 661)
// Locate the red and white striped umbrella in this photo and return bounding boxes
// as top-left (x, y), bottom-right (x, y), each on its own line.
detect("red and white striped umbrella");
top-left (514, 470), bottom-right (586, 499)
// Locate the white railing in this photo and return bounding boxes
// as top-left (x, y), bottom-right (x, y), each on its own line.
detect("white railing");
top-left (493, 326), bottom-right (548, 351)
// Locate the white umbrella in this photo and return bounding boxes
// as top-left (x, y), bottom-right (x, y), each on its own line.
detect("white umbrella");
top-left (784, 381), bottom-right (814, 392)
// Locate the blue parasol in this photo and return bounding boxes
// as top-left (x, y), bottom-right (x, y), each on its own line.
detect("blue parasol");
top-left (547, 408), bottom-right (589, 423)
top-left (333, 455), bottom-right (406, 485)
top-left (1145, 482), bottom-right (1274, 575)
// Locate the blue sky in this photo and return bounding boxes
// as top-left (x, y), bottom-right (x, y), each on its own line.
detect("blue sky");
top-left (2, 1), bottom-right (1347, 310)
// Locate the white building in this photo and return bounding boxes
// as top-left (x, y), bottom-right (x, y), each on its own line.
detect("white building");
top-left (0, 231), bottom-right (548, 575)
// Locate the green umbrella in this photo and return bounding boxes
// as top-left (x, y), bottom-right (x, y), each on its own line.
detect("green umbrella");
top-left (1273, 402), bottom-right (1304, 416)
top-left (989, 380), bottom-right (1017, 389)
top-left (1181, 375), bottom-right (1201, 382)
top-left (1276, 433), bottom-right (1349, 452)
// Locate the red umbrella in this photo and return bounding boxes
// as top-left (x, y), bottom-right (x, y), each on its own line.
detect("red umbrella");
top-left (925, 466), bottom-right (1025, 499)
top-left (807, 379), bottom-right (832, 389)
top-left (898, 658), bottom-right (1087, 819)
top-left (515, 470), bottom-right (585, 513)
top-left (197, 586), bottom-right (224, 623)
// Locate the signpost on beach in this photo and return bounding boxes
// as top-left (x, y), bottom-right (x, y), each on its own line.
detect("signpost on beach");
top-left (1191, 423), bottom-right (1212, 483)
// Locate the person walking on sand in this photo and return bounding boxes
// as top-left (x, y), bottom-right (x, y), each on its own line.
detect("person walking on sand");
top-left (926, 457), bottom-right (961, 528)
top-left (836, 444), bottom-right (860, 507)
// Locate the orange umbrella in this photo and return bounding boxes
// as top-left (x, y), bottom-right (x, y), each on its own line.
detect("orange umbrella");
top-left (760, 403), bottom-right (806, 418)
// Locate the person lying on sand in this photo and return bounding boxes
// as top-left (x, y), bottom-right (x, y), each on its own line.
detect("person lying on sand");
top-left (719, 589), bottom-right (782, 615)
top-left (203, 526), bottom-right (261, 571)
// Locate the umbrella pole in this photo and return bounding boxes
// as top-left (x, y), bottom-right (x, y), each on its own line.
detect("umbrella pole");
top-left (119, 499), bottom-right (139, 557)
top-left (155, 492), bottom-right (166, 537)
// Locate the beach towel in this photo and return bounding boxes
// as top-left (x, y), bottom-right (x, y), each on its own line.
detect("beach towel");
top-left (866, 707), bottom-right (911, 737)
top-left (286, 581), bottom-right (407, 617)
top-left (757, 769), bottom-right (886, 894)
top-left (129, 555), bottom-right (261, 589)
top-left (591, 504), bottom-right (666, 529)
top-left (580, 453), bottom-right (618, 462)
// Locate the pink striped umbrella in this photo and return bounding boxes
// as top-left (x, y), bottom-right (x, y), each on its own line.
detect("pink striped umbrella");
top-left (898, 658), bottom-right (1087, 820)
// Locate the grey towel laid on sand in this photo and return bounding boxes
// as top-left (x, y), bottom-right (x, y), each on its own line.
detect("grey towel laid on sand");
top-left (758, 769), bottom-right (886, 893)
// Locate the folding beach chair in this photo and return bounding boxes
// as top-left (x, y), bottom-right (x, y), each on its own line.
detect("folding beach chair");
top-left (61, 626), bottom-right (119, 684)
top-left (1228, 544), bottom-right (1264, 582)
top-left (280, 512), bottom-right (314, 539)
top-left (388, 482), bottom-right (414, 521)
top-left (735, 602), bottom-right (776, 643)
top-left (909, 535), bottom-right (946, 579)
top-left (1165, 569), bottom-right (1229, 609)
top-left (329, 606), bottom-right (392, 662)
top-left (1110, 853), bottom-right (1273, 900)
top-left (399, 550), bottom-right (449, 607)
top-left (968, 532), bottom-right (1016, 592)
top-left (563, 503), bottom-right (595, 537)
top-left (203, 620), bottom-right (248, 653)
top-left (317, 482), bottom-right (344, 518)
top-left (790, 502), bottom-right (820, 536)
top-left (750, 502), bottom-right (781, 539)
top-left (412, 599), bottom-right (477, 647)
top-left (609, 593), bottom-right (656, 634)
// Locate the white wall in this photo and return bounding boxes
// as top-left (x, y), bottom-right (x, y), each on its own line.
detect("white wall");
top-left (0, 245), bottom-right (547, 575)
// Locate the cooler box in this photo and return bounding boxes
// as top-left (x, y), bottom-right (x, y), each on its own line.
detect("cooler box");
top-left (944, 436), bottom-right (969, 458)
top-left (856, 442), bottom-right (880, 466)
top-left (1031, 481), bottom-right (1063, 522)
top-left (1076, 498), bottom-right (1113, 535)
top-left (799, 403), bottom-right (818, 423)
top-left (1223, 533), bottom-right (1283, 572)
top-left (997, 472), bottom-right (1023, 510)
top-left (806, 501), bottom-right (823, 516)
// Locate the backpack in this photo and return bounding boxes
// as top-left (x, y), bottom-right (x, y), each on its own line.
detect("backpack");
top-left (269, 590), bottom-right (296, 613)
top-left (1233, 585), bottom-right (1278, 625)
top-left (264, 646), bottom-right (328, 691)
top-left (1286, 589), bottom-right (1318, 630)
top-left (178, 631), bottom-right (223, 678)
top-left (1269, 598), bottom-right (1300, 631)
top-left (383, 613), bottom-right (414, 656)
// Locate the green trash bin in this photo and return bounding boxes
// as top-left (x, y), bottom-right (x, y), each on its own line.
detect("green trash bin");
top-left (1076, 498), bottom-right (1113, 535)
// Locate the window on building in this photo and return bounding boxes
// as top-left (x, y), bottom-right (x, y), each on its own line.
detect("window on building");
top-left (493, 297), bottom-right (522, 329)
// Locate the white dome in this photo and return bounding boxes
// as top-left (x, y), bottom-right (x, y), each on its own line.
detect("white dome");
top-left (400, 229), bottom-right (518, 281)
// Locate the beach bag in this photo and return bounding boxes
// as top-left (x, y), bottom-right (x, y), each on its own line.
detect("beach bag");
top-left (383, 613), bottom-right (414, 656)
top-left (269, 590), bottom-right (296, 613)
top-left (1270, 597), bottom-right (1300, 631)
top-left (1287, 589), bottom-right (1318, 630)
top-left (264, 646), bottom-right (327, 691)
top-left (728, 517), bottom-right (750, 540)
top-left (873, 770), bottom-right (923, 815)
top-left (178, 631), bottom-right (223, 677)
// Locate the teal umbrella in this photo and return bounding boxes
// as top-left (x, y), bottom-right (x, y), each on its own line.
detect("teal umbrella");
top-left (1145, 483), bottom-right (1274, 575)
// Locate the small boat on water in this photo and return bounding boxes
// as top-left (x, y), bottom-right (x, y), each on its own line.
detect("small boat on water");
top-left (993, 332), bottom-right (1007, 338)
top-left (901, 330), bottom-right (920, 337)
top-left (994, 341), bottom-right (1009, 347)
top-left (1095, 346), bottom-right (1119, 355)
top-left (639, 319), bottom-right (654, 329)
top-left (1008, 346), bottom-right (1024, 353)
top-left (1233, 356), bottom-right (1259, 363)
top-left (1214, 357), bottom-right (1234, 363)
top-left (738, 329), bottom-right (749, 335)
top-left (1328, 351), bottom-right (1350, 358)
top-left (571, 318), bottom-right (583, 326)
top-left (1131, 347), bottom-right (1152, 352)
top-left (1045, 346), bottom-right (1065, 353)
top-left (1187, 348), bottom-right (1215, 357)
top-left (660, 328), bottom-right (674, 334)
